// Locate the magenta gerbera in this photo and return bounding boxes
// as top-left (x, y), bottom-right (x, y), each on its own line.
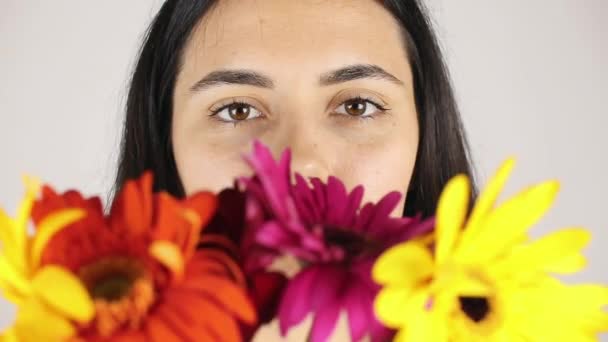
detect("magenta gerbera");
top-left (241, 141), bottom-right (433, 342)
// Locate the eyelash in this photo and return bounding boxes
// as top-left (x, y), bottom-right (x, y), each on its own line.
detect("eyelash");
top-left (209, 96), bottom-right (390, 126)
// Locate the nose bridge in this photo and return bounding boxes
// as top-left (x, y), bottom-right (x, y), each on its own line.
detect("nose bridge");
top-left (272, 107), bottom-right (330, 182)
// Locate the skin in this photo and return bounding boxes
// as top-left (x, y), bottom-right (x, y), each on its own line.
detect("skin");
top-left (171, 0), bottom-right (419, 339)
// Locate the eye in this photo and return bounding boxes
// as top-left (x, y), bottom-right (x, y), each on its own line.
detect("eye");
top-left (335, 96), bottom-right (388, 118)
top-left (210, 101), bottom-right (264, 123)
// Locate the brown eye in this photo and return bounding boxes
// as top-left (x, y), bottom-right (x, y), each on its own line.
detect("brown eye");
top-left (344, 99), bottom-right (367, 117)
top-left (212, 100), bottom-right (263, 123)
top-left (335, 97), bottom-right (386, 118)
top-left (228, 103), bottom-right (251, 120)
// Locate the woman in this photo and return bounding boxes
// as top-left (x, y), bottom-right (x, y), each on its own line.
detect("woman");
top-left (114, 0), bottom-right (475, 339)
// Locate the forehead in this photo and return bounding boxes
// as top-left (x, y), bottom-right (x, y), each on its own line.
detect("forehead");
top-left (180, 0), bottom-right (411, 83)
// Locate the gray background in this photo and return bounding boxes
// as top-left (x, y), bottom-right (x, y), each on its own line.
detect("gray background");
top-left (1, 0), bottom-right (606, 335)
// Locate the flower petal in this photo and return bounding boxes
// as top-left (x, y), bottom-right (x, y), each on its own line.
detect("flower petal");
top-left (374, 287), bottom-right (412, 328)
top-left (435, 175), bottom-right (470, 264)
top-left (459, 158), bottom-right (515, 247)
top-left (343, 282), bottom-right (373, 341)
top-left (459, 180), bottom-right (560, 263)
top-left (164, 290), bottom-right (242, 342)
top-left (180, 273), bottom-right (257, 324)
top-left (310, 298), bottom-right (342, 342)
top-left (31, 265), bottom-right (94, 323)
top-left (15, 297), bottom-right (75, 341)
top-left (495, 228), bottom-right (590, 277)
top-left (145, 315), bottom-right (183, 342)
top-left (255, 221), bottom-right (298, 249)
top-left (365, 192), bottom-right (402, 234)
top-left (0, 257), bottom-right (31, 298)
top-left (278, 267), bottom-right (321, 335)
top-left (149, 241), bottom-right (185, 278)
top-left (31, 208), bottom-right (85, 269)
top-left (373, 242), bottom-right (434, 286)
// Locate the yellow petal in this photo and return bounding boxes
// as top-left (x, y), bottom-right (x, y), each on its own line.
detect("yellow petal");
top-left (14, 177), bottom-right (40, 259)
top-left (0, 328), bottom-right (19, 342)
top-left (0, 258), bottom-right (31, 298)
top-left (0, 207), bottom-right (14, 247)
top-left (498, 228), bottom-right (590, 276)
top-left (149, 240), bottom-right (184, 277)
top-left (31, 266), bottom-right (94, 324)
top-left (0, 275), bottom-right (25, 304)
top-left (448, 273), bottom-right (493, 298)
top-left (397, 294), bottom-right (447, 342)
top-left (17, 176), bottom-right (39, 224)
top-left (459, 158), bottom-right (515, 248)
top-left (374, 287), bottom-right (413, 328)
top-left (459, 180), bottom-right (559, 263)
top-left (14, 297), bottom-right (75, 342)
top-left (372, 242), bottom-right (434, 286)
top-left (30, 209), bottom-right (85, 269)
top-left (435, 175), bottom-right (470, 264)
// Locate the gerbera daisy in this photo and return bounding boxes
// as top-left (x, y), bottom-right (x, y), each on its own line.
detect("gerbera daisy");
top-left (31, 172), bottom-right (257, 341)
top-left (241, 141), bottom-right (433, 342)
top-left (0, 177), bottom-right (94, 341)
top-left (373, 159), bottom-right (608, 341)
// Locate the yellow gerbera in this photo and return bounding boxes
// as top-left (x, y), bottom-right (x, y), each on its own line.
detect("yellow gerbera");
top-left (373, 159), bottom-right (608, 341)
top-left (0, 177), bottom-right (94, 342)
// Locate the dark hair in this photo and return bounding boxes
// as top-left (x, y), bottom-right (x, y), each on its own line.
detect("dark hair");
top-left (114, 0), bottom-right (476, 217)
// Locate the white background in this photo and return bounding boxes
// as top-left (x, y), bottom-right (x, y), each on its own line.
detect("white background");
top-left (1, 0), bottom-right (606, 335)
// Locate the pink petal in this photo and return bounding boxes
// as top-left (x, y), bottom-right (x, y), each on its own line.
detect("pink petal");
top-left (325, 176), bottom-right (349, 226)
top-left (365, 191), bottom-right (402, 231)
top-left (310, 178), bottom-right (327, 216)
top-left (343, 283), bottom-right (370, 341)
top-left (343, 185), bottom-right (365, 226)
top-left (278, 267), bottom-right (322, 335)
top-left (255, 221), bottom-right (298, 248)
top-left (310, 297), bottom-right (342, 342)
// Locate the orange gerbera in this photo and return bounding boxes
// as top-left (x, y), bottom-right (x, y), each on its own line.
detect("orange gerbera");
top-left (31, 172), bottom-right (257, 341)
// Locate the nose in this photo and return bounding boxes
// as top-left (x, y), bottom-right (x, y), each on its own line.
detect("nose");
top-left (265, 121), bottom-right (330, 183)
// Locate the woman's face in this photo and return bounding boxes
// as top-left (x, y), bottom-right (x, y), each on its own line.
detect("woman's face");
top-left (172, 0), bottom-right (418, 217)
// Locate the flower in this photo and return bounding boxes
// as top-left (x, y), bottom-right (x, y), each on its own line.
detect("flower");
top-left (373, 159), bottom-right (608, 341)
top-left (241, 141), bottom-right (433, 342)
top-left (31, 172), bottom-right (257, 341)
top-left (0, 177), bottom-right (94, 341)
top-left (204, 188), bottom-right (288, 328)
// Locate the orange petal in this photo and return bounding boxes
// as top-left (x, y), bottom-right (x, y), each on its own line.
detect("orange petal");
top-left (184, 192), bottom-right (218, 232)
top-left (108, 330), bottom-right (148, 342)
top-left (187, 258), bottom-right (234, 279)
top-left (149, 241), bottom-right (184, 279)
top-left (153, 193), bottom-right (186, 242)
top-left (155, 303), bottom-right (216, 342)
top-left (145, 315), bottom-right (183, 342)
top-left (112, 173), bottom-right (154, 237)
top-left (180, 274), bottom-right (257, 324)
top-left (165, 290), bottom-right (241, 342)
top-left (195, 250), bottom-right (246, 287)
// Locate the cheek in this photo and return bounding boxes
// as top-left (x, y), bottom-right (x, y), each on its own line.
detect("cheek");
top-left (334, 122), bottom-right (418, 216)
top-left (172, 134), bottom-right (252, 195)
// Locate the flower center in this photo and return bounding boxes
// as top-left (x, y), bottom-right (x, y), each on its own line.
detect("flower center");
top-left (459, 296), bottom-right (490, 323)
top-left (323, 226), bottom-right (376, 260)
top-left (90, 273), bottom-right (133, 301)
top-left (78, 257), bottom-right (156, 337)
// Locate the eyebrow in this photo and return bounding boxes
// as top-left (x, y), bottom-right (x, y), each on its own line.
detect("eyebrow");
top-left (190, 64), bottom-right (403, 92)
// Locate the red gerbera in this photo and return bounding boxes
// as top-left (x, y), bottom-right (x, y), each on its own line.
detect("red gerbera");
top-left (31, 172), bottom-right (257, 341)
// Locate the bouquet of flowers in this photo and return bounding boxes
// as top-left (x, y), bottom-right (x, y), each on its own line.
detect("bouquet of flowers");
top-left (1, 141), bottom-right (607, 341)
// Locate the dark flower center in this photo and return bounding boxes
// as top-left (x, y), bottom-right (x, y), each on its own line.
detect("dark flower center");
top-left (78, 257), bottom-right (156, 337)
top-left (323, 226), bottom-right (378, 259)
top-left (459, 296), bottom-right (490, 323)
top-left (91, 273), bottom-right (134, 301)
top-left (79, 257), bottom-right (144, 301)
